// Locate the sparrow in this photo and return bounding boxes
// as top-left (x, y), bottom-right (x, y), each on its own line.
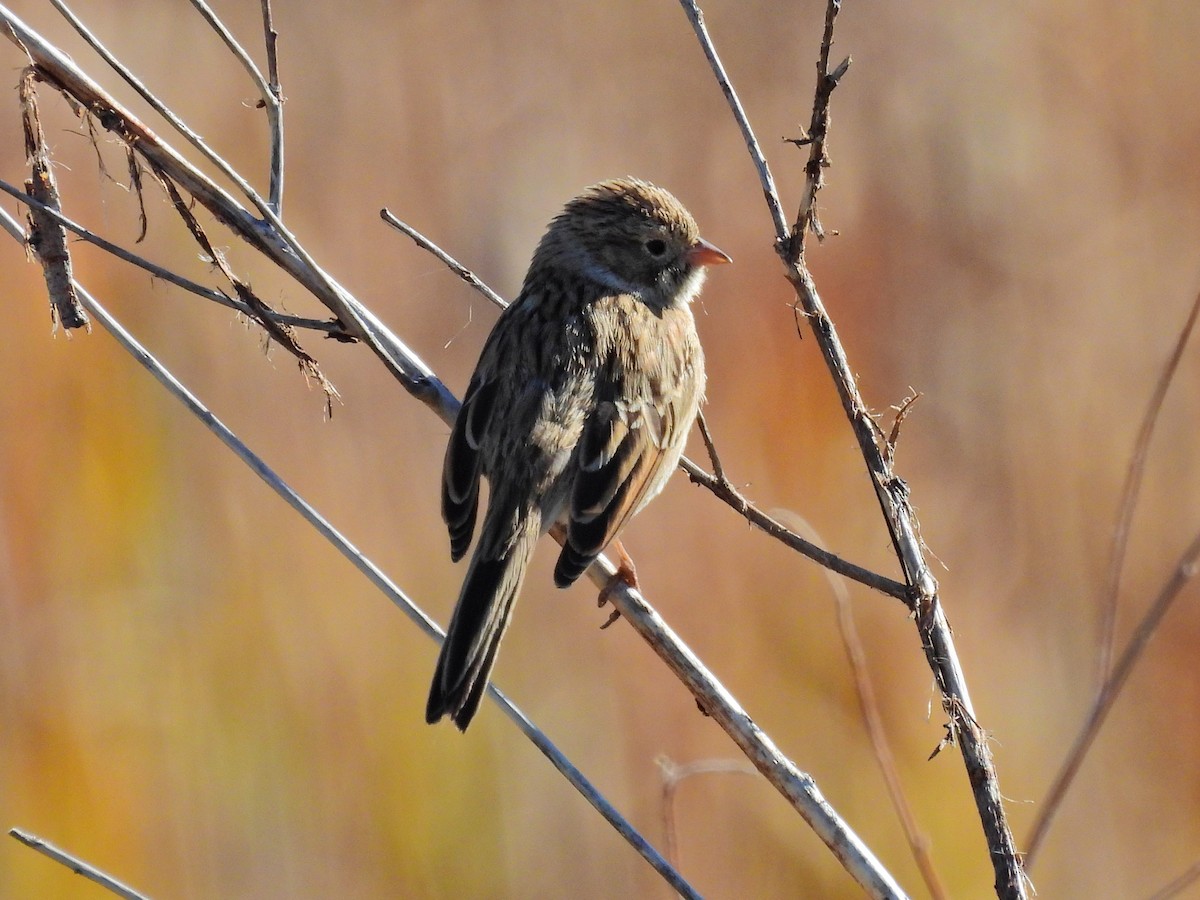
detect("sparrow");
top-left (427, 177), bottom-right (731, 730)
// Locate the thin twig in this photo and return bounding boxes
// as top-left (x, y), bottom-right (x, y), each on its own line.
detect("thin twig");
top-left (1095, 290), bottom-right (1200, 686)
top-left (883, 392), bottom-right (921, 470)
top-left (677, 0), bottom-right (788, 243)
top-left (259, 0), bottom-right (284, 211)
top-left (678, 0), bottom-right (1026, 895)
top-left (381, 208), bottom-right (507, 309)
top-left (0, 201), bottom-right (700, 900)
top-left (680, 458), bottom-right (908, 600)
top-left (0, 178), bottom-right (347, 335)
top-left (789, 0), bottom-right (851, 254)
top-left (186, 0), bottom-right (284, 212)
top-left (775, 510), bottom-right (947, 900)
top-left (658, 757), bottom-right (757, 872)
top-left (1024, 525), bottom-right (1200, 867)
top-left (1145, 859), bottom-right (1200, 900)
top-left (695, 409), bottom-right (728, 484)
top-left (10, 828), bottom-right (151, 900)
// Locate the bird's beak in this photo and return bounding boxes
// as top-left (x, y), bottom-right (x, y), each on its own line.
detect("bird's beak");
top-left (687, 238), bottom-right (732, 267)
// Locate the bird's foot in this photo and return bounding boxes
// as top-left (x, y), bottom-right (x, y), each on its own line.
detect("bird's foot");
top-left (598, 540), bottom-right (639, 629)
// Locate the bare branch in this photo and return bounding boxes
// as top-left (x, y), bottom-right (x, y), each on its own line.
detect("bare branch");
top-left (10, 828), bottom-right (151, 900)
top-left (1096, 290), bottom-right (1200, 685)
top-left (186, 0), bottom-right (284, 212)
top-left (680, 0), bottom-right (1026, 894)
top-left (1024, 525), bottom-right (1200, 867)
top-left (381, 208), bottom-right (507, 310)
top-left (788, 0), bottom-right (851, 254)
top-left (676, 0), bottom-right (788, 243)
top-left (19, 67), bottom-right (88, 331)
top-left (259, 0), bottom-right (284, 210)
top-left (0, 178), bottom-right (347, 336)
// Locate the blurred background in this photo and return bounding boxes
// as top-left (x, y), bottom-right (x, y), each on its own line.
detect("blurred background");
top-left (2, 1), bottom-right (1199, 897)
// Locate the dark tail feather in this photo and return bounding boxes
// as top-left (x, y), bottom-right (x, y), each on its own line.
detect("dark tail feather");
top-left (426, 527), bottom-right (536, 730)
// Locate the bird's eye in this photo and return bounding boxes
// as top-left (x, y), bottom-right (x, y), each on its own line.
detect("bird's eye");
top-left (644, 238), bottom-right (668, 257)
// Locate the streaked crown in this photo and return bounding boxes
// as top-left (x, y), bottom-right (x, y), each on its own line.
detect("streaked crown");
top-left (527, 178), bottom-right (716, 309)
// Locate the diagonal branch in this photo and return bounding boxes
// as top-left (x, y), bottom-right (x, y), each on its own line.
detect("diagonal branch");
top-left (0, 178), bottom-right (347, 336)
top-left (1024, 525), bottom-right (1200, 866)
top-left (1025, 289), bottom-right (1200, 868)
top-left (677, 1), bottom-right (788, 241)
top-left (677, 1), bottom-right (1026, 896)
top-left (10, 828), bottom-right (150, 900)
top-left (1095, 290), bottom-right (1200, 685)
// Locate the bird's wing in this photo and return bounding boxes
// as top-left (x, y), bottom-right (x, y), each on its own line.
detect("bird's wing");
top-left (442, 372), bottom-right (498, 561)
top-left (553, 377), bottom-right (683, 587)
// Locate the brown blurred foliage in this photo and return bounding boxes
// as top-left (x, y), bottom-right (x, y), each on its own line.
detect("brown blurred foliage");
top-left (2, 1), bottom-right (1200, 897)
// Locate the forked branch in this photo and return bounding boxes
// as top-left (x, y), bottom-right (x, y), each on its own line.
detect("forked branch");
top-left (678, 0), bottom-right (1026, 896)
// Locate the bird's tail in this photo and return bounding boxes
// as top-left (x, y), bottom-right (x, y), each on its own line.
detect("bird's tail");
top-left (426, 514), bottom-right (540, 730)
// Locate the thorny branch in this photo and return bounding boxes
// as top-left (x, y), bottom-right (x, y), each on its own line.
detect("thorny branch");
top-left (787, 0), bottom-right (851, 254)
top-left (678, 0), bottom-right (1027, 897)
